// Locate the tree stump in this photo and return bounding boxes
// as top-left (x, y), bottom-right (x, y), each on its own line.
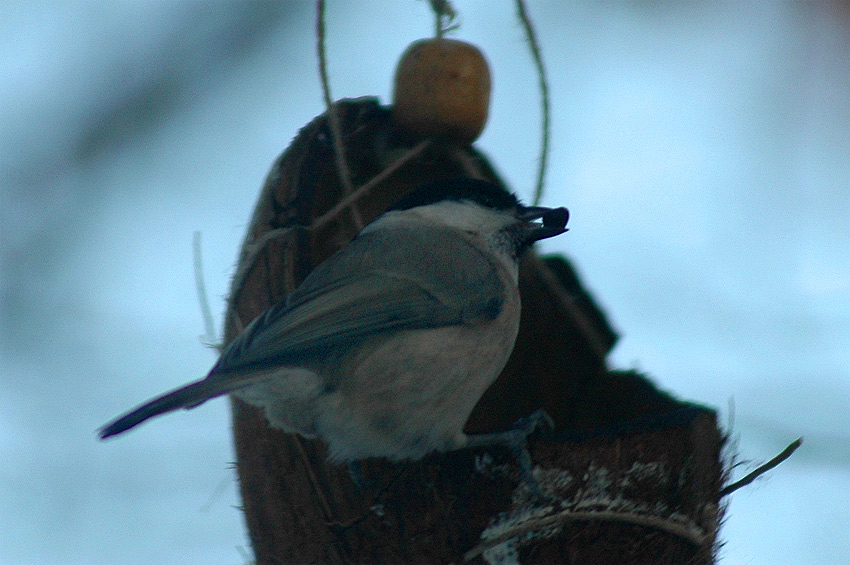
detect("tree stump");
top-left (225, 98), bottom-right (723, 564)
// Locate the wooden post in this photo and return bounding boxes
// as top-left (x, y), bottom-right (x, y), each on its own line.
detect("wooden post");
top-left (225, 98), bottom-right (722, 564)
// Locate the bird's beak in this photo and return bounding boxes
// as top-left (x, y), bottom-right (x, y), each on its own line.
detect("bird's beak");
top-left (519, 205), bottom-right (570, 242)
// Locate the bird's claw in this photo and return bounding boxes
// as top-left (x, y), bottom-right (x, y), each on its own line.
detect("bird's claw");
top-left (466, 408), bottom-right (555, 501)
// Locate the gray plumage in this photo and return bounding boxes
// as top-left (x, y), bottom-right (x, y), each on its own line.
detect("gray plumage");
top-left (100, 178), bottom-right (568, 462)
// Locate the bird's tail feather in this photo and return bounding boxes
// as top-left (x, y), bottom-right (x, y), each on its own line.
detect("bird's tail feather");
top-left (99, 373), bottom-right (255, 439)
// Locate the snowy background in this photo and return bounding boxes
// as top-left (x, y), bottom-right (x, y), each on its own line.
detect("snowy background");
top-left (2, 1), bottom-right (848, 563)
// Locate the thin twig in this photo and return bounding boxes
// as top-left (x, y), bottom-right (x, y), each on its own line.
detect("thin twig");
top-left (292, 437), bottom-right (349, 564)
top-left (464, 509), bottom-right (708, 561)
top-left (310, 139), bottom-right (432, 232)
top-left (294, 436), bottom-right (335, 522)
top-left (228, 139), bottom-right (431, 311)
top-left (516, 0), bottom-right (550, 206)
top-left (316, 0), bottom-right (363, 230)
top-left (430, 0), bottom-right (442, 38)
top-left (228, 226), bottom-right (296, 313)
top-left (727, 396), bottom-right (736, 432)
top-left (720, 437), bottom-right (803, 497)
top-left (428, 0), bottom-right (458, 38)
top-left (192, 231), bottom-right (220, 349)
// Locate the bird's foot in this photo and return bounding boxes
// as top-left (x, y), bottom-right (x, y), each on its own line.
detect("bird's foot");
top-left (466, 409), bottom-right (554, 500)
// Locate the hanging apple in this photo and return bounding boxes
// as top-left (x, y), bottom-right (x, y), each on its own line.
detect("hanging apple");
top-left (392, 38), bottom-right (491, 144)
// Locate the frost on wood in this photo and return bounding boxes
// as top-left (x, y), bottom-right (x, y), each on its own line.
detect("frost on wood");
top-left (471, 458), bottom-right (714, 563)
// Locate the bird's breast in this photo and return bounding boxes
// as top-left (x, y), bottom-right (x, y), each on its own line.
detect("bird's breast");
top-left (314, 283), bottom-right (521, 461)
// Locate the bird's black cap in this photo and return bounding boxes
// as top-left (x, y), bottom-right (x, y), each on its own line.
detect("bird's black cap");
top-left (389, 178), bottom-right (520, 213)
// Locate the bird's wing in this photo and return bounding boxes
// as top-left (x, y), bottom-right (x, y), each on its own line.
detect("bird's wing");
top-left (213, 224), bottom-right (506, 375)
top-left (97, 224), bottom-right (507, 439)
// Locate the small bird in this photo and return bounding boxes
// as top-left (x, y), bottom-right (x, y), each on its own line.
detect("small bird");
top-left (100, 178), bottom-right (568, 464)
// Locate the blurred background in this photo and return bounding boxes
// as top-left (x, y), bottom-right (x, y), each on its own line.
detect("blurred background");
top-left (2, 1), bottom-right (848, 563)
